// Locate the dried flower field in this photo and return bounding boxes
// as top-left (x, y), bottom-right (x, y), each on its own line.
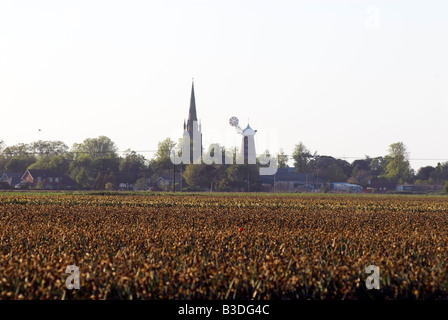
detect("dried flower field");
top-left (1, 193), bottom-right (448, 300)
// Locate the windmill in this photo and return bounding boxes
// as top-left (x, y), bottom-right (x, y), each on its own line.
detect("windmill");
top-left (229, 116), bottom-right (257, 136)
top-left (229, 116), bottom-right (243, 134)
top-left (229, 116), bottom-right (257, 164)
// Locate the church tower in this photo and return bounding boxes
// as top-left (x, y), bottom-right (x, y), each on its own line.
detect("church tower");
top-left (184, 81), bottom-right (202, 163)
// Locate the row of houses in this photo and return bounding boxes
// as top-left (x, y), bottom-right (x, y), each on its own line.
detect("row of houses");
top-left (0, 169), bottom-right (182, 191)
top-left (1, 167), bottom-right (367, 193)
top-left (0, 170), bottom-right (77, 190)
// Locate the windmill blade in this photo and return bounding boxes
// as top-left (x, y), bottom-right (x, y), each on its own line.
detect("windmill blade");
top-left (229, 116), bottom-right (239, 127)
top-left (229, 116), bottom-right (244, 135)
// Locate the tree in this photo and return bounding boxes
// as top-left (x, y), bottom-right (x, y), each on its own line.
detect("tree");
top-left (312, 156), bottom-right (350, 182)
top-left (108, 172), bottom-right (117, 189)
top-left (292, 142), bottom-right (312, 173)
top-left (369, 156), bottom-right (387, 177)
top-left (415, 166), bottom-right (435, 183)
top-left (384, 142), bottom-right (413, 184)
top-left (29, 140), bottom-right (68, 156)
top-left (155, 138), bottom-right (176, 162)
top-left (429, 162), bottom-right (448, 184)
top-left (2, 143), bottom-right (30, 156)
top-left (5, 156), bottom-right (36, 173)
top-left (351, 158), bottom-right (371, 172)
top-left (68, 137), bottom-right (119, 187)
top-left (134, 178), bottom-right (148, 191)
top-left (1, 140), bottom-right (68, 173)
top-left (75, 167), bottom-right (90, 189)
top-left (444, 181), bottom-right (448, 194)
top-left (92, 156), bottom-right (120, 176)
top-left (119, 149), bottom-right (147, 183)
top-left (69, 154), bottom-right (93, 186)
top-left (150, 138), bottom-right (177, 177)
top-left (1, 143), bottom-right (36, 173)
top-left (182, 164), bottom-right (210, 190)
top-left (93, 172), bottom-right (106, 190)
top-left (105, 182), bottom-right (115, 191)
top-left (218, 164), bottom-right (261, 192)
top-left (277, 149), bottom-right (289, 168)
top-left (28, 154), bottom-right (71, 175)
top-left (182, 144), bottom-right (228, 191)
top-left (348, 158), bottom-right (374, 186)
top-left (71, 136), bottom-right (118, 160)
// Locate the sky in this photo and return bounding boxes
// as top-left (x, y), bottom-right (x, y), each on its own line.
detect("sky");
top-left (1, 0), bottom-right (447, 170)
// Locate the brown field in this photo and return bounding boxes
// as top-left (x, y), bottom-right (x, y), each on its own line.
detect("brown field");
top-left (1, 193), bottom-right (448, 300)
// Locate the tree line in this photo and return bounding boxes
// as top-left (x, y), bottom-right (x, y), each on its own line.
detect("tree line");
top-left (1, 136), bottom-right (448, 192)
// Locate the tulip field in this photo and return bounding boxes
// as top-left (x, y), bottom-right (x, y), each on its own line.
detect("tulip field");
top-left (1, 192), bottom-right (448, 300)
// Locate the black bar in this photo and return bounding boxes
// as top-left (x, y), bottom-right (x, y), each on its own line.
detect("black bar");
top-left (0, 300), bottom-right (437, 319)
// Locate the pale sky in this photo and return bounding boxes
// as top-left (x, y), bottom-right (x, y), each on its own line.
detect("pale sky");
top-left (1, 0), bottom-right (447, 170)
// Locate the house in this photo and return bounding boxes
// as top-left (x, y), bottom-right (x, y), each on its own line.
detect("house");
top-left (0, 172), bottom-right (23, 188)
top-left (259, 167), bottom-right (325, 192)
top-left (156, 172), bottom-right (184, 190)
top-left (330, 182), bottom-right (363, 193)
top-left (118, 182), bottom-right (133, 190)
top-left (21, 169), bottom-right (78, 190)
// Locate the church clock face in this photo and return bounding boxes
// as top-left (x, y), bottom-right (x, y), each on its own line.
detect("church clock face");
top-left (229, 116), bottom-right (239, 127)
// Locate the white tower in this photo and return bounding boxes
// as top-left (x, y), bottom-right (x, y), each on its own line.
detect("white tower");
top-left (229, 116), bottom-right (257, 164)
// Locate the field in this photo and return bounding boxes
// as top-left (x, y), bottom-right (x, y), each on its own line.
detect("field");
top-left (1, 192), bottom-right (448, 300)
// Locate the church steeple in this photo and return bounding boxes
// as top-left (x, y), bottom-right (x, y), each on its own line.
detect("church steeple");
top-left (184, 80), bottom-right (202, 163)
top-left (187, 81), bottom-right (197, 134)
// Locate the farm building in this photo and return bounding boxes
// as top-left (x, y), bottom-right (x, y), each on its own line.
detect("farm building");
top-left (330, 182), bottom-right (363, 193)
top-left (260, 167), bottom-right (325, 192)
top-left (396, 185), bottom-right (416, 192)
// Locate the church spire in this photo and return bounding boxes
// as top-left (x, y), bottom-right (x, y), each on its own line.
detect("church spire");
top-left (186, 80), bottom-right (198, 134)
top-left (188, 80), bottom-right (197, 122)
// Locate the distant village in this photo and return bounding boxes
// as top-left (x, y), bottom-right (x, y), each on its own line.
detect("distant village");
top-left (1, 83), bottom-right (447, 194)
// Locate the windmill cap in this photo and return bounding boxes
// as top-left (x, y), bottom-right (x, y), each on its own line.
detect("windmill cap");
top-left (243, 124), bottom-right (256, 136)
